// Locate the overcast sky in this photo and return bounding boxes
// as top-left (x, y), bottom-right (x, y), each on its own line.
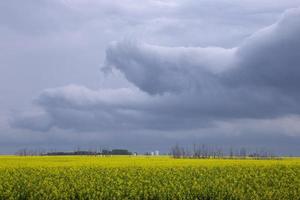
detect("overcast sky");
top-left (1, 0), bottom-right (300, 154)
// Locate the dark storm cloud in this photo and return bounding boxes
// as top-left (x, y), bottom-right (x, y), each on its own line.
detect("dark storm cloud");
top-left (12, 85), bottom-right (212, 132)
top-left (227, 8), bottom-right (300, 92)
top-left (11, 7), bottom-right (300, 134)
top-left (106, 8), bottom-right (300, 96)
top-left (105, 41), bottom-right (236, 94)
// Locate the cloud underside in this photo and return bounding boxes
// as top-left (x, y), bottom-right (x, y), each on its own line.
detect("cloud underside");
top-left (12, 8), bottom-right (300, 134)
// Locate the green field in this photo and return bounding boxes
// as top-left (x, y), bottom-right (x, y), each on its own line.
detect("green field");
top-left (0, 156), bottom-right (299, 200)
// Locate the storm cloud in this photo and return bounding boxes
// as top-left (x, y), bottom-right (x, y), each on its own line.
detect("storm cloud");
top-left (11, 8), bottom-right (300, 134)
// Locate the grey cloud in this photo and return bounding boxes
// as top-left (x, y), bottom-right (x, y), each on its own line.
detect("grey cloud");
top-left (7, 114), bottom-right (300, 155)
top-left (106, 8), bottom-right (300, 96)
top-left (105, 41), bottom-right (236, 94)
top-left (11, 7), bottom-right (300, 134)
top-left (0, 0), bottom-right (176, 35)
top-left (105, 7), bottom-right (300, 117)
top-left (228, 8), bottom-right (300, 92)
top-left (10, 111), bottom-right (53, 132)
top-left (11, 84), bottom-right (214, 132)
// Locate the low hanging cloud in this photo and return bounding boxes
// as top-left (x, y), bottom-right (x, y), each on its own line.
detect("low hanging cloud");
top-left (11, 7), bottom-right (300, 134)
top-left (106, 8), bottom-right (300, 95)
top-left (105, 41), bottom-right (236, 94)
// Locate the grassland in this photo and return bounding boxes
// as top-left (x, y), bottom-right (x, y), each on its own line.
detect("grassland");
top-left (0, 156), bottom-right (299, 200)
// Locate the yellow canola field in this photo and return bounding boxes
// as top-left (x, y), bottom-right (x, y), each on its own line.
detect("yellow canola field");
top-left (0, 156), bottom-right (299, 200)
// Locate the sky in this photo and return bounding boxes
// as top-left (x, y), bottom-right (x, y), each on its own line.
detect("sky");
top-left (1, 0), bottom-right (300, 155)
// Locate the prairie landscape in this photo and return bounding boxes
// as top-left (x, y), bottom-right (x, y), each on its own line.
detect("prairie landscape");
top-left (1, 0), bottom-right (300, 200)
top-left (0, 156), bottom-right (299, 200)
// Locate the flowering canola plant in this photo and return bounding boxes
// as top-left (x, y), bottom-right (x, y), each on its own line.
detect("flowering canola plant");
top-left (0, 156), bottom-right (299, 200)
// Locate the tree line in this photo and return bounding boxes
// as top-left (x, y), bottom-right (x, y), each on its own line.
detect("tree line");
top-left (170, 144), bottom-right (277, 159)
top-left (15, 148), bottom-right (133, 156)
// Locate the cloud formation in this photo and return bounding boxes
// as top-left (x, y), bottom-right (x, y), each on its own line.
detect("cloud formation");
top-left (106, 8), bottom-right (300, 95)
top-left (105, 41), bottom-right (236, 94)
top-left (11, 7), bottom-right (300, 136)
